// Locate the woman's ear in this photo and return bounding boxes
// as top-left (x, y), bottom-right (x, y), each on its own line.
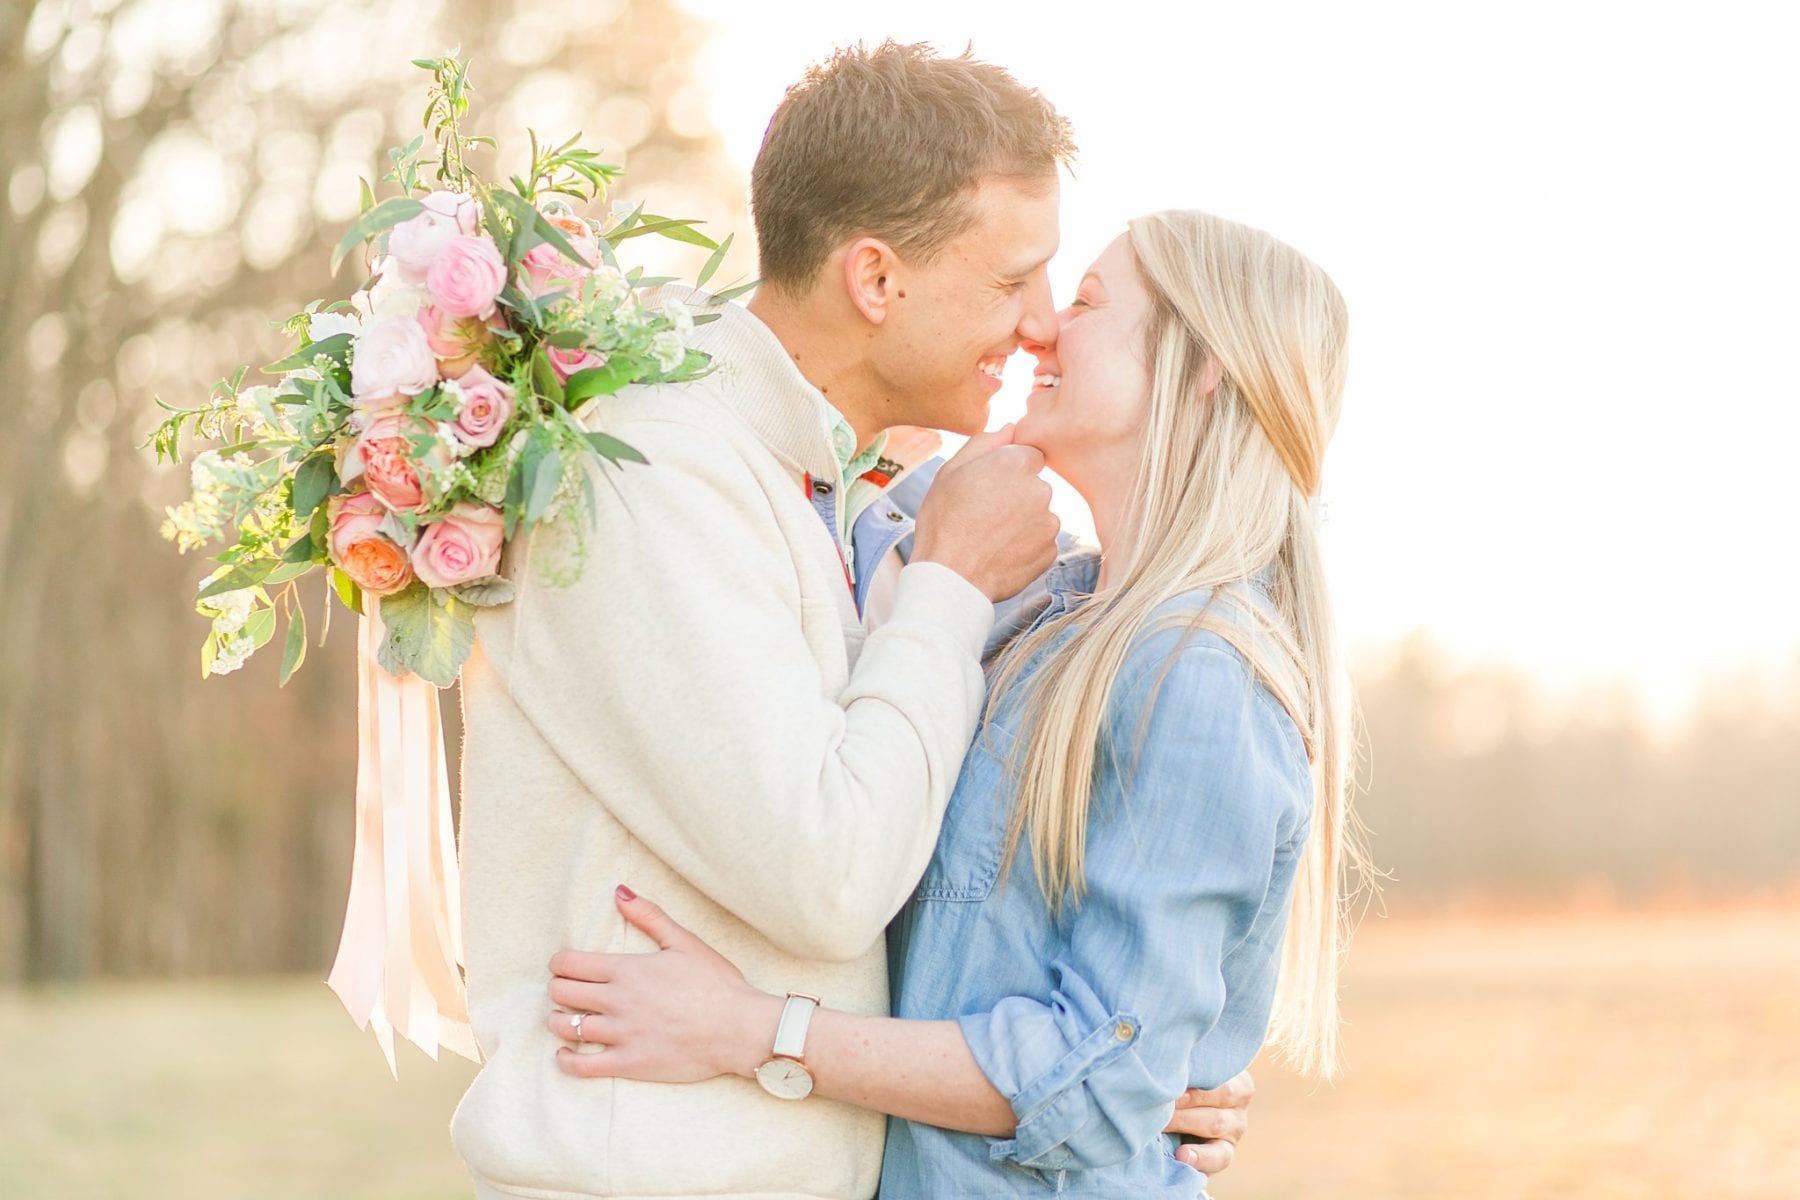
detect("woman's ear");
top-left (842, 237), bottom-right (901, 326)
top-left (1197, 356), bottom-right (1225, 398)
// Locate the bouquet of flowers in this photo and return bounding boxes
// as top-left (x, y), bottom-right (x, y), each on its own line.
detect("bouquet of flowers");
top-left (145, 53), bottom-right (749, 1071)
top-left (148, 53), bottom-right (746, 688)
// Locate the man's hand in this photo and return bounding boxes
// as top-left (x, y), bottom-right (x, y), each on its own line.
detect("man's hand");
top-left (1164, 1070), bottom-right (1254, 1176)
top-left (910, 424), bottom-right (1059, 603)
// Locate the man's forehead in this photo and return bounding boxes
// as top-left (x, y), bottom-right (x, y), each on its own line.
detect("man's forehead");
top-left (972, 175), bottom-right (1061, 270)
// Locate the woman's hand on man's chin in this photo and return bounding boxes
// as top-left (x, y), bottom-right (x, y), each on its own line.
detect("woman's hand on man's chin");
top-left (544, 885), bottom-right (781, 1083)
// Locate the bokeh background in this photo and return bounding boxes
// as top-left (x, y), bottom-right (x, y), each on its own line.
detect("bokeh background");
top-left (2, 0), bottom-right (1796, 1197)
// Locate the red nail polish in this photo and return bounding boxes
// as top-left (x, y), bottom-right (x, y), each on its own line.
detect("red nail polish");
top-left (616, 883), bottom-right (636, 901)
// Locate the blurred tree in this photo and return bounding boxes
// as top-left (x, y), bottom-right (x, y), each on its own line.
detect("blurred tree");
top-left (0, 0), bottom-right (745, 981)
top-left (3, 0), bottom-right (1794, 985)
top-left (1353, 639), bottom-right (1800, 907)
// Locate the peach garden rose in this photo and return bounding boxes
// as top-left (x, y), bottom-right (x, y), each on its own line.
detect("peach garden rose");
top-left (349, 412), bottom-right (437, 512)
top-left (326, 491), bottom-right (414, 596)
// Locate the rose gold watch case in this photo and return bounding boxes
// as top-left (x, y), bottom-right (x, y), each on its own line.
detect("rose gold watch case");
top-left (754, 1055), bottom-right (815, 1100)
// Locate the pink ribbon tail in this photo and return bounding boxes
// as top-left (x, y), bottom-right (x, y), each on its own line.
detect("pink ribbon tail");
top-left (327, 601), bottom-right (479, 1076)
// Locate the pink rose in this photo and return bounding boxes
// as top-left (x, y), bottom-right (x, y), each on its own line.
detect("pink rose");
top-left (426, 235), bottom-right (506, 320)
top-left (411, 502), bottom-right (504, 589)
top-left (416, 303), bottom-right (497, 378)
top-left (520, 242), bottom-right (578, 298)
top-left (521, 212), bottom-right (601, 298)
top-left (547, 343), bottom-right (608, 382)
top-left (448, 364), bottom-right (515, 449)
top-left (327, 491), bottom-right (414, 596)
top-left (545, 212), bottom-right (601, 261)
top-left (349, 411), bottom-right (439, 512)
top-left (387, 190), bottom-right (481, 284)
top-left (351, 315), bottom-right (438, 405)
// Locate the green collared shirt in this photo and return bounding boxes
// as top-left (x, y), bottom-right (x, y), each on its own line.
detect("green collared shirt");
top-left (824, 405), bottom-right (889, 552)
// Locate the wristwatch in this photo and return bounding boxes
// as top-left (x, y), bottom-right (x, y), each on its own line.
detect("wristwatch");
top-left (753, 991), bottom-right (820, 1100)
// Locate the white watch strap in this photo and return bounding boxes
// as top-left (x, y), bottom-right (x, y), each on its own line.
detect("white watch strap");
top-left (771, 992), bottom-right (820, 1061)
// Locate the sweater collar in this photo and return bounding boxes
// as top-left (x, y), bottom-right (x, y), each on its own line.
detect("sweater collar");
top-left (677, 286), bottom-right (842, 481)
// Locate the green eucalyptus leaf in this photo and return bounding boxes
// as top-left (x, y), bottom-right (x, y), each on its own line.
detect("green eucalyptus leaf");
top-left (564, 357), bottom-right (639, 405)
top-left (263, 333), bottom-right (353, 376)
top-left (707, 279), bottom-right (760, 304)
top-left (610, 215), bottom-right (716, 250)
top-left (309, 498), bottom-right (332, 555)
top-left (282, 532), bottom-right (316, 564)
top-left (523, 443), bottom-right (562, 526)
top-left (245, 607), bottom-right (278, 651)
top-left (279, 603), bottom-right (308, 686)
top-left (503, 448), bottom-right (529, 540)
top-left (495, 187), bottom-right (589, 268)
top-left (331, 567), bottom-right (364, 616)
top-left (533, 346), bottom-right (566, 407)
top-left (452, 575), bottom-right (516, 607)
top-left (696, 232), bottom-right (734, 288)
top-left (292, 453), bottom-right (337, 521)
top-left (197, 559), bottom-right (276, 601)
top-left (265, 562), bottom-right (314, 586)
top-left (329, 197), bottom-right (426, 276)
top-left (584, 432), bottom-right (649, 468)
top-left (375, 583), bottom-right (474, 688)
top-left (604, 200), bottom-right (645, 242)
top-left (201, 629), bottom-right (219, 679)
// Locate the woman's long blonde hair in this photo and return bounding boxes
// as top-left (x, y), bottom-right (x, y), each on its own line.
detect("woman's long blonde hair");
top-left (987, 210), bottom-right (1364, 1079)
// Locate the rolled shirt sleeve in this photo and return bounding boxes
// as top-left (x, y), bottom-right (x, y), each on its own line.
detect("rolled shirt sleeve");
top-left (955, 639), bottom-right (1309, 1172)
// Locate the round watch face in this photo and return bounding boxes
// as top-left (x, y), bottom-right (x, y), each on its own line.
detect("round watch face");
top-left (754, 1056), bottom-right (814, 1100)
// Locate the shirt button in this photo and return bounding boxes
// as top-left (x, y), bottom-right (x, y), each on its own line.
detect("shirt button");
top-left (886, 510), bottom-right (906, 523)
top-left (812, 481), bottom-right (832, 496)
top-left (1114, 1022), bottom-right (1134, 1042)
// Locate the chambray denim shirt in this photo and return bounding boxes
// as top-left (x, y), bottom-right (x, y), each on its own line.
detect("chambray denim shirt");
top-left (870, 550), bottom-right (1315, 1198)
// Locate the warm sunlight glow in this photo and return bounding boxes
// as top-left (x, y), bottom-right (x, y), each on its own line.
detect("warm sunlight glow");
top-left (676, 0), bottom-right (1800, 723)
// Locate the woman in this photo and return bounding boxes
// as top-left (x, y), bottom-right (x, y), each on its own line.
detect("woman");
top-left (544, 210), bottom-right (1358, 1196)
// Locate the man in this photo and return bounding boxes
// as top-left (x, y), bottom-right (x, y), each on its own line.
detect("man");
top-left (451, 43), bottom-right (1247, 1200)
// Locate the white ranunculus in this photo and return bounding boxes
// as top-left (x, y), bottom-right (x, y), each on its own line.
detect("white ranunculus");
top-left (350, 314), bottom-right (438, 404)
top-left (367, 269), bottom-right (429, 319)
top-left (307, 310), bottom-right (363, 341)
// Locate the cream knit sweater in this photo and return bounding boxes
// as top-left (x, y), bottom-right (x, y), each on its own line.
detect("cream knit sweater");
top-left (450, 295), bottom-right (994, 1199)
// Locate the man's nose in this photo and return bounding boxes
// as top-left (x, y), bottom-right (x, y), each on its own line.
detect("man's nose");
top-left (1016, 272), bottom-right (1059, 350)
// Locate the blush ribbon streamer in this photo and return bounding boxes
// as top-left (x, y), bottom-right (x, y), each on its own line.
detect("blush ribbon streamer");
top-left (326, 602), bottom-right (479, 1075)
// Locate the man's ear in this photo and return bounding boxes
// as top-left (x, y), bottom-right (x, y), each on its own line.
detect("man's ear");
top-left (842, 237), bottom-right (901, 326)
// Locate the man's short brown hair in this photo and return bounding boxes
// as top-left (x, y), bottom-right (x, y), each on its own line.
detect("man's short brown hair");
top-left (750, 41), bottom-right (1076, 291)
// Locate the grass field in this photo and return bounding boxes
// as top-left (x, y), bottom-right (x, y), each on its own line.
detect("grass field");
top-left (3, 903), bottom-right (1797, 1199)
